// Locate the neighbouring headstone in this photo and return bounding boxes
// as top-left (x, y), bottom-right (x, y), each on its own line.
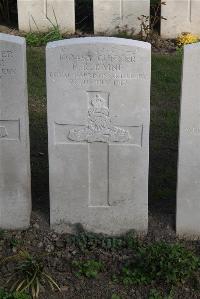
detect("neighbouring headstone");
top-left (17, 0), bottom-right (75, 33)
top-left (161, 0), bottom-right (200, 38)
top-left (93, 0), bottom-right (150, 34)
top-left (177, 43), bottom-right (200, 237)
top-left (47, 37), bottom-right (151, 235)
top-left (0, 33), bottom-right (31, 229)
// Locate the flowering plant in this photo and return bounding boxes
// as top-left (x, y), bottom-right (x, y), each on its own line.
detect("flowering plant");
top-left (177, 33), bottom-right (199, 47)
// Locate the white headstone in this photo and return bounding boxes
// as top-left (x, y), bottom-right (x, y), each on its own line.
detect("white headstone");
top-left (47, 37), bottom-right (150, 235)
top-left (161, 0), bottom-right (200, 38)
top-left (0, 33), bottom-right (31, 229)
top-left (17, 0), bottom-right (75, 33)
top-left (94, 0), bottom-right (150, 34)
top-left (177, 43), bottom-right (200, 237)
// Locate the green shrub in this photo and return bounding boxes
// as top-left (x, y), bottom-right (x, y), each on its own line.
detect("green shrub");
top-left (73, 260), bottom-right (104, 278)
top-left (9, 237), bottom-right (23, 248)
top-left (41, 27), bottom-right (62, 44)
top-left (0, 289), bottom-right (30, 299)
top-left (26, 33), bottom-right (43, 47)
top-left (121, 242), bottom-right (199, 285)
top-left (26, 26), bottom-right (62, 47)
top-left (148, 288), bottom-right (173, 299)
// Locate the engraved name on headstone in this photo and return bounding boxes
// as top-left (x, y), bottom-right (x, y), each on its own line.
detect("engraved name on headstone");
top-left (0, 33), bottom-right (31, 229)
top-left (47, 37), bottom-right (151, 235)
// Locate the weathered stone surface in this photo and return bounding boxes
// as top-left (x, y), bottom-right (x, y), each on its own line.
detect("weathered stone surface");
top-left (177, 42), bottom-right (200, 237)
top-left (0, 33), bottom-right (31, 229)
top-left (94, 0), bottom-right (150, 34)
top-left (17, 0), bottom-right (75, 33)
top-left (161, 0), bottom-right (200, 38)
top-left (47, 37), bottom-right (151, 235)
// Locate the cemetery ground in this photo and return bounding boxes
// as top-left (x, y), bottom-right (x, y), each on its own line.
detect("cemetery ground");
top-left (0, 47), bottom-right (200, 299)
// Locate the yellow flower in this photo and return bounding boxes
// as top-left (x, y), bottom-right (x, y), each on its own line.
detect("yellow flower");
top-left (177, 32), bottom-right (199, 47)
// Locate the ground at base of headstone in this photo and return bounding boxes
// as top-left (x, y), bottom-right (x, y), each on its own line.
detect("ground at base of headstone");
top-left (0, 211), bottom-right (199, 299)
top-left (0, 24), bottom-right (177, 55)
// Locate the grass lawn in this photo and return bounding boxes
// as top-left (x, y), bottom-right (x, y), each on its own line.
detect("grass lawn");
top-left (27, 47), bottom-right (182, 219)
top-left (27, 47), bottom-right (49, 213)
top-left (150, 54), bottom-right (182, 215)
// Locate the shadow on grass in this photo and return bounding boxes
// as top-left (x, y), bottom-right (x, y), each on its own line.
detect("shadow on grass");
top-left (149, 53), bottom-right (182, 227)
top-left (27, 47), bottom-right (183, 230)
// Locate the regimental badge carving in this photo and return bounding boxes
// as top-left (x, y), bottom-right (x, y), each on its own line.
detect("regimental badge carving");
top-left (68, 94), bottom-right (130, 143)
top-left (0, 126), bottom-right (8, 138)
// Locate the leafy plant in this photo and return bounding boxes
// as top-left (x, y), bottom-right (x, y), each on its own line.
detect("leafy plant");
top-left (73, 260), bottom-right (104, 278)
top-left (41, 26), bottom-right (62, 44)
top-left (0, 289), bottom-right (30, 299)
top-left (120, 242), bottom-right (199, 286)
top-left (9, 238), bottom-right (23, 248)
top-left (25, 33), bottom-right (44, 47)
top-left (149, 289), bottom-right (163, 299)
top-left (148, 289), bottom-right (173, 299)
top-left (5, 251), bottom-right (60, 298)
top-left (26, 26), bottom-right (62, 47)
top-left (176, 33), bottom-right (199, 47)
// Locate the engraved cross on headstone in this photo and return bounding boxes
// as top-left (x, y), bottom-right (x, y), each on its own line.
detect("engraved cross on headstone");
top-left (56, 91), bottom-right (143, 207)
